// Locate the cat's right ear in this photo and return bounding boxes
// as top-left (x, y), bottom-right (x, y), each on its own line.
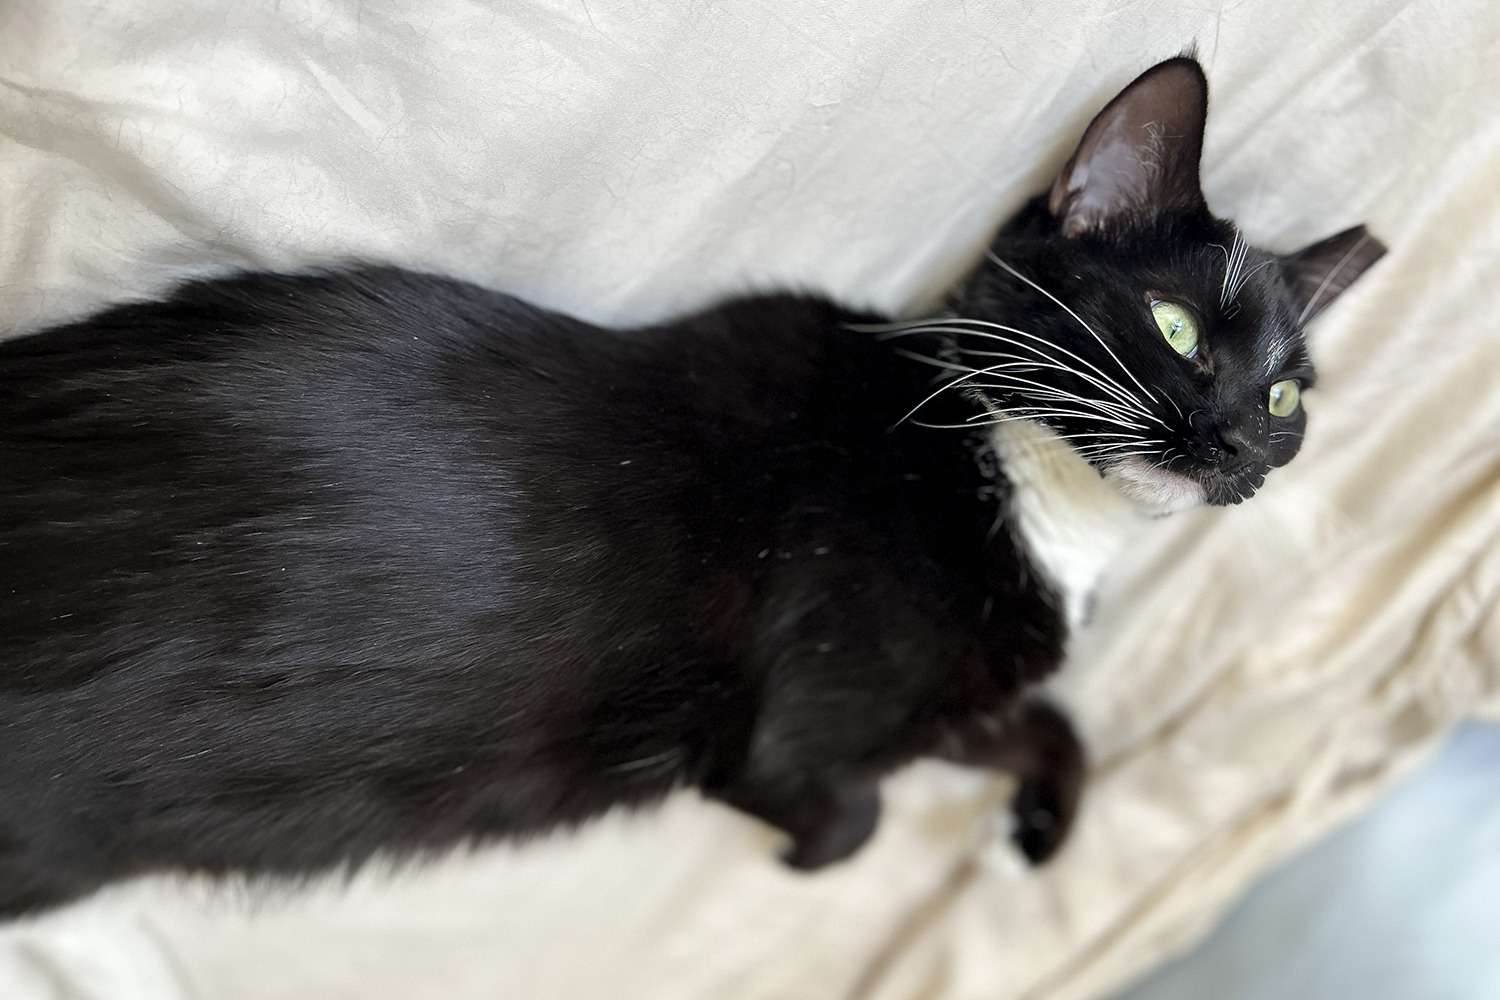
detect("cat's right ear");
top-left (1048, 57), bottom-right (1210, 237)
top-left (1280, 225), bottom-right (1387, 324)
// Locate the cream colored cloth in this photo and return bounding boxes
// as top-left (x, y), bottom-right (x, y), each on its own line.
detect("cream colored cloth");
top-left (1, 2), bottom-right (1496, 998)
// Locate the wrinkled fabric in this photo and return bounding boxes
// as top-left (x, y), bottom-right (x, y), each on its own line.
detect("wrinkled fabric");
top-left (1, 2), bottom-right (1496, 998)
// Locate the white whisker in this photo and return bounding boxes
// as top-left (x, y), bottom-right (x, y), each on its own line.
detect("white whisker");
top-left (890, 348), bottom-right (976, 374)
top-left (968, 402), bottom-right (1150, 431)
top-left (1212, 229), bottom-right (1244, 308)
top-left (1071, 437), bottom-right (1165, 454)
top-left (965, 369), bottom-right (1150, 421)
top-left (1211, 241), bottom-right (1230, 306)
top-left (1049, 431), bottom-right (1144, 443)
top-left (887, 361), bottom-right (1069, 429)
top-left (971, 383), bottom-right (1146, 423)
top-left (1074, 448), bottom-right (1162, 462)
top-left (866, 318), bottom-right (1163, 424)
top-left (951, 342), bottom-right (1162, 421)
top-left (985, 254), bottom-right (1163, 406)
top-left (1229, 258), bottom-right (1278, 304)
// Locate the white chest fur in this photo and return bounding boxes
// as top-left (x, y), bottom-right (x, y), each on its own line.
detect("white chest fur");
top-left (988, 420), bottom-right (1149, 630)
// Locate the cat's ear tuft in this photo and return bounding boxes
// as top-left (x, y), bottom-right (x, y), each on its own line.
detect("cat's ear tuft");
top-left (1281, 225), bottom-right (1387, 324)
top-left (1048, 57), bottom-right (1209, 237)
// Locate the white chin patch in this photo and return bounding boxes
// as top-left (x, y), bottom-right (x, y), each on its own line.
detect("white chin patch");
top-left (1104, 457), bottom-right (1206, 514)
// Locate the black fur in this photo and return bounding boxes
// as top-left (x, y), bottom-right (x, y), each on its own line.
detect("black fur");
top-left (0, 57), bottom-right (1383, 915)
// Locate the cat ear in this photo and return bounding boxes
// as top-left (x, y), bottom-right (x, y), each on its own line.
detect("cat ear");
top-left (1048, 57), bottom-right (1209, 237)
top-left (1280, 225), bottom-right (1387, 324)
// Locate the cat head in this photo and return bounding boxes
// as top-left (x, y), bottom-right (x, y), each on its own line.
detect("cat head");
top-left (910, 57), bottom-right (1385, 512)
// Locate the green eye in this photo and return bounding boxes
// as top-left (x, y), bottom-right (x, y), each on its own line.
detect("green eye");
top-left (1268, 379), bottom-right (1301, 417)
top-left (1151, 300), bottom-right (1199, 359)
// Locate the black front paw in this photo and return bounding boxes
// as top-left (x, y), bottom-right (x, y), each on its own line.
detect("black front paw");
top-left (938, 698), bottom-right (1085, 865)
top-left (1010, 776), bottom-right (1072, 865)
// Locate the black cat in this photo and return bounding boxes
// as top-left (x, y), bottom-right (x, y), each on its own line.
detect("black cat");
top-left (0, 57), bottom-right (1383, 916)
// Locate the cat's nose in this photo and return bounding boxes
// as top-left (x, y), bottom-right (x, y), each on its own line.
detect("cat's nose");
top-left (1186, 410), bottom-right (1235, 466)
top-left (1220, 423), bottom-right (1267, 463)
top-left (1187, 410), bottom-right (1268, 467)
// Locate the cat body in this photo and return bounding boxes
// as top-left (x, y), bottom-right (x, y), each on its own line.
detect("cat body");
top-left (0, 58), bottom-right (1383, 915)
top-left (1, 275), bottom-right (1058, 909)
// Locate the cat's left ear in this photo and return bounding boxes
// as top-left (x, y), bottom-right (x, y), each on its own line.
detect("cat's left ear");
top-left (1280, 225), bottom-right (1387, 324)
top-left (1049, 57), bottom-right (1209, 237)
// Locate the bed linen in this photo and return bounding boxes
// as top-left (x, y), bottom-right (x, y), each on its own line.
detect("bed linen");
top-left (1, 2), bottom-right (1496, 997)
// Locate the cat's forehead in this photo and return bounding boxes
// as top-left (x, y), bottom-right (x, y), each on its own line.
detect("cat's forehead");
top-left (1196, 237), bottom-right (1311, 375)
top-left (1108, 221), bottom-right (1306, 361)
top-left (1215, 260), bottom-right (1304, 357)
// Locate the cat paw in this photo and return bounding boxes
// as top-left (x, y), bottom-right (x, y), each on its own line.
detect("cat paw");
top-left (1009, 777), bottom-right (1072, 865)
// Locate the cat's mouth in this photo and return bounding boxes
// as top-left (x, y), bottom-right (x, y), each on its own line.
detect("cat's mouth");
top-left (1103, 457), bottom-right (1268, 513)
top-left (1198, 466), bottom-right (1269, 507)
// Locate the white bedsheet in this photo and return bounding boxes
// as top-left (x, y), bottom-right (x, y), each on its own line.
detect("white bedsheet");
top-left (2, 2), bottom-right (1496, 998)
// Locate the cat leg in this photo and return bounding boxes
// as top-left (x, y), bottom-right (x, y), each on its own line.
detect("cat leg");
top-left (937, 699), bottom-right (1085, 864)
top-left (716, 771), bottom-right (881, 870)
